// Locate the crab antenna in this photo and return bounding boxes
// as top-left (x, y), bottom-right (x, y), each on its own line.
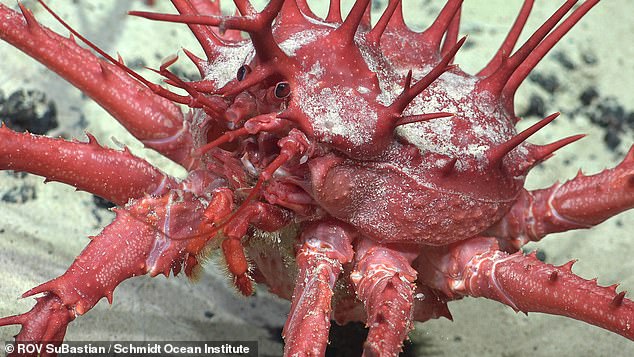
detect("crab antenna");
top-left (131, 0), bottom-right (292, 65)
top-left (489, 112), bottom-right (561, 167)
top-left (36, 0), bottom-right (151, 88)
top-left (34, 0), bottom-right (218, 110)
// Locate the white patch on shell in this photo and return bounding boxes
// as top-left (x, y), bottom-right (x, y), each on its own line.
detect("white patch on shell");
top-left (354, 36), bottom-right (518, 172)
top-left (279, 30), bottom-right (325, 56)
top-left (296, 85), bottom-right (378, 146)
top-left (395, 71), bottom-right (514, 171)
top-left (203, 42), bottom-right (255, 87)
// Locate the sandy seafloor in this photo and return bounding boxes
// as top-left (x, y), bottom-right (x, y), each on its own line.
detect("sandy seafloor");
top-left (0, 0), bottom-right (633, 356)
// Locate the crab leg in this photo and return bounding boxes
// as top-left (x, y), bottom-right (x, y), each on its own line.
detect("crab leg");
top-left (283, 220), bottom-right (355, 356)
top-left (0, 125), bottom-right (173, 205)
top-left (352, 240), bottom-right (418, 357)
top-left (488, 146), bottom-right (634, 250)
top-left (0, 3), bottom-right (193, 166)
top-left (417, 237), bottom-right (634, 340)
top-left (0, 190), bottom-right (215, 351)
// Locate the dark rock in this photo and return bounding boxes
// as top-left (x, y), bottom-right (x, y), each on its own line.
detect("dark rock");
top-left (529, 72), bottom-right (560, 94)
top-left (0, 89), bottom-right (58, 134)
top-left (579, 87), bottom-right (599, 106)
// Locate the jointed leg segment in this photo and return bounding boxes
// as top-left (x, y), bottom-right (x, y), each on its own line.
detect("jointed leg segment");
top-left (488, 146), bottom-right (634, 250)
top-left (417, 237), bottom-right (634, 341)
top-left (0, 3), bottom-right (193, 165)
top-left (283, 220), bottom-right (355, 357)
top-left (352, 241), bottom-right (419, 357)
top-left (0, 125), bottom-right (173, 205)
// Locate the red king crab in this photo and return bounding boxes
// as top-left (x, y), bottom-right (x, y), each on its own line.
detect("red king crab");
top-left (0, 0), bottom-right (633, 356)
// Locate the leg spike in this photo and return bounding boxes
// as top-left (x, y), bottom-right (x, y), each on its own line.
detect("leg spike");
top-left (613, 291), bottom-right (628, 308)
top-left (18, 3), bottom-right (41, 32)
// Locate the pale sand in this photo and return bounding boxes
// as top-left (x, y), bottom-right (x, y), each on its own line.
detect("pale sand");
top-left (1, 1), bottom-right (633, 356)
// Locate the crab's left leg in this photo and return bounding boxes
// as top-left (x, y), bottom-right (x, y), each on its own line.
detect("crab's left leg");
top-left (0, 3), bottom-right (193, 166)
top-left (0, 189), bottom-right (227, 351)
top-left (488, 146), bottom-right (634, 250)
top-left (351, 239), bottom-right (419, 357)
top-left (0, 125), bottom-right (173, 205)
top-left (282, 220), bottom-right (355, 357)
top-left (417, 237), bottom-right (634, 340)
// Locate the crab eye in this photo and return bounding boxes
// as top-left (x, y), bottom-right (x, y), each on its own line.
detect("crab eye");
top-left (274, 81), bottom-right (291, 99)
top-left (236, 65), bottom-right (251, 81)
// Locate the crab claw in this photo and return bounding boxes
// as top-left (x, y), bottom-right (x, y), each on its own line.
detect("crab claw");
top-left (0, 295), bottom-right (73, 356)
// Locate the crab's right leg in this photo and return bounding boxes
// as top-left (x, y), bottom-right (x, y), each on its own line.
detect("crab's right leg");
top-left (351, 239), bottom-right (419, 357)
top-left (416, 237), bottom-right (634, 340)
top-left (282, 220), bottom-right (355, 356)
top-left (487, 146), bottom-right (634, 250)
top-left (0, 3), bottom-right (193, 166)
